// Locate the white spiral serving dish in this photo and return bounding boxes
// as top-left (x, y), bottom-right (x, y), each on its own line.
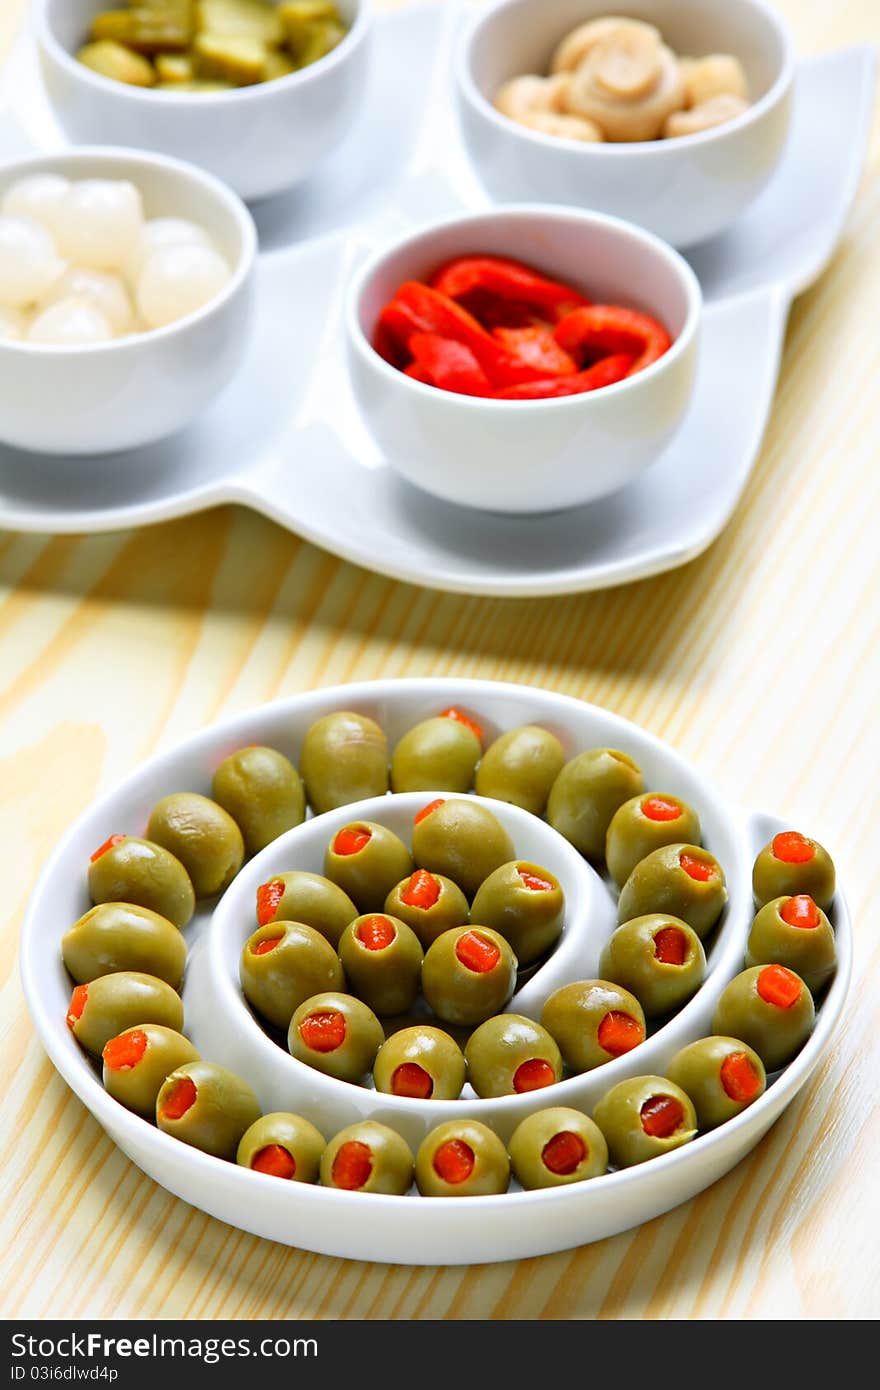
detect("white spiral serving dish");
top-left (20, 679), bottom-right (851, 1264)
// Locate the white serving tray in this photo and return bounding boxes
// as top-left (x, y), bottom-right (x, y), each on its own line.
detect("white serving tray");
top-left (0, 7), bottom-right (874, 596)
top-left (20, 679), bottom-right (852, 1265)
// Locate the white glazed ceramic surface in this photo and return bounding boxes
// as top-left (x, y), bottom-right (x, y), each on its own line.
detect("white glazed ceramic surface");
top-left (0, 147), bottom-right (257, 455)
top-left (456, 0), bottom-right (796, 250)
top-left (0, 7), bottom-right (874, 590)
top-left (20, 679), bottom-right (851, 1264)
top-left (33, 0), bottom-right (373, 203)
top-left (346, 205), bottom-right (701, 514)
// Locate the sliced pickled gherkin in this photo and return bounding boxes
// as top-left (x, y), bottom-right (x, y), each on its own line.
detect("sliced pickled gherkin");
top-left (194, 32), bottom-right (267, 83)
top-left (77, 40), bottom-right (157, 85)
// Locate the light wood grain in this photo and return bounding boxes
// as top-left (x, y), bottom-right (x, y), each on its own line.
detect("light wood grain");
top-left (1, 0), bottom-right (879, 1321)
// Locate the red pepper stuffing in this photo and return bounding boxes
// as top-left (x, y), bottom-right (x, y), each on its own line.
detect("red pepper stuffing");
top-left (517, 867), bottom-right (553, 892)
top-left (102, 1028), bottom-right (147, 1072)
top-left (554, 304), bottom-right (672, 374)
top-left (252, 1144), bottom-right (297, 1180)
top-left (392, 1063), bottom-right (434, 1099)
top-left (640, 1095), bottom-right (684, 1138)
top-left (437, 706), bottom-right (484, 741)
top-left (513, 1058), bottom-right (556, 1092)
top-left (400, 869), bottom-right (441, 910)
top-left (455, 931), bottom-right (500, 974)
top-left (780, 895), bottom-right (821, 929)
top-left (67, 984), bottom-right (88, 1029)
top-left (597, 1010), bottom-right (645, 1056)
top-left (356, 915), bottom-right (396, 951)
top-left (653, 926), bottom-right (688, 965)
top-left (160, 1076), bottom-right (196, 1121)
top-left (720, 1052), bottom-right (762, 1102)
top-left (256, 878), bottom-right (285, 927)
top-left (415, 798), bottom-right (445, 826)
top-left (90, 833), bottom-right (126, 863)
top-left (772, 831), bottom-right (815, 864)
top-left (331, 1140), bottom-right (373, 1190)
top-left (679, 851), bottom-right (716, 882)
top-left (251, 933), bottom-right (283, 955)
top-left (757, 964), bottom-right (802, 1009)
top-left (433, 1138), bottom-right (474, 1184)
top-left (642, 795), bottom-right (682, 823)
top-left (333, 825), bottom-right (372, 857)
top-left (542, 1131), bottom-right (586, 1175)
top-left (299, 1010), bottom-right (346, 1052)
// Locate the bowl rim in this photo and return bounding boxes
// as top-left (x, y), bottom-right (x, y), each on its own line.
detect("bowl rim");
top-left (455, 0), bottom-right (797, 157)
top-left (33, 0), bottom-right (373, 108)
top-left (345, 202), bottom-right (703, 412)
top-left (19, 678), bottom-right (852, 1217)
top-left (0, 145), bottom-right (257, 356)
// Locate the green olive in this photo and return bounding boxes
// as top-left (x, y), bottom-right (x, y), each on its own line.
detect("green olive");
top-left (712, 965), bottom-right (815, 1071)
top-left (745, 896), bottom-right (836, 995)
top-left (411, 798), bottom-right (515, 899)
top-left (391, 717), bottom-right (481, 794)
top-left (337, 913), bottom-right (423, 1016)
top-left (509, 1107), bottom-right (609, 1188)
top-left (421, 926), bottom-right (517, 1027)
top-left (666, 1036), bottom-right (766, 1130)
top-left (415, 1119), bottom-right (510, 1197)
top-left (320, 1121), bottom-right (414, 1194)
top-left (61, 902), bottom-right (186, 987)
top-left (213, 746), bottom-right (306, 855)
top-left (324, 821), bottom-right (413, 913)
top-left (147, 792), bottom-right (245, 898)
top-left (469, 860), bottom-right (564, 966)
top-left (547, 749), bottom-right (644, 860)
top-left (240, 921), bottom-right (345, 1030)
top-left (299, 711), bottom-right (389, 814)
top-left (373, 1026), bottom-right (466, 1100)
top-left (66, 971), bottom-right (183, 1056)
top-left (475, 725), bottom-right (566, 816)
top-left (255, 870), bottom-right (357, 948)
top-left (288, 991), bottom-right (384, 1082)
top-left (236, 1113), bottom-right (325, 1182)
top-left (599, 914), bottom-right (706, 1017)
top-left (384, 870), bottom-right (470, 949)
top-left (88, 836), bottom-right (195, 929)
top-left (606, 793), bottom-right (702, 888)
top-left (541, 979), bottom-right (646, 1073)
top-left (752, 831), bottom-right (836, 910)
top-left (464, 1014), bottom-right (563, 1098)
top-left (102, 1024), bottom-right (199, 1117)
top-left (156, 1061), bottom-right (261, 1160)
top-left (593, 1075), bottom-right (697, 1167)
top-left (617, 844), bottom-right (727, 940)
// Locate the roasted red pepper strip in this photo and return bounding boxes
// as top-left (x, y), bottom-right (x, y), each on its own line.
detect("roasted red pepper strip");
top-left (494, 352), bottom-right (634, 399)
top-left (554, 305), bottom-right (672, 375)
top-left (431, 256), bottom-right (590, 323)
top-left (408, 333), bottom-right (493, 397)
top-left (376, 283), bottom-right (552, 388)
top-left (492, 326), bottom-right (578, 378)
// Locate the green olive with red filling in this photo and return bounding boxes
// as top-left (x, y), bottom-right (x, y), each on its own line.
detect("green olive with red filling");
top-left (415, 1120), bottom-right (510, 1197)
top-left (421, 926), bottom-right (517, 1026)
top-left (509, 1107), bottom-right (609, 1188)
top-left (606, 793), bottom-right (702, 888)
top-left (240, 921), bottom-right (345, 1030)
top-left (712, 965), bottom-right (815, 1071)
top-left (337, 913), bottom-right (423, 1016)
top-left (599, 914), bottom-right (706, 1017)
top-left (320, 1121), bottom-right (414, 1195)
top-left (464, 1014), bottom-right (563, 1098)
top-left (156, 1060), bottom-right (261, 1160)
top-left (287, 991), bottom-right (384, 1083)
top-left (547, 749), bottom-right (644, 861)
top-left (666, 1036), bottom-right (766, 1130)
top-left (324, 821), bottom-right (413, 912)
top-left (752, 831), bottom-right (836, 910)
top-left (391, 716), bottom-right (481, 794)
top-left (66, 970), bottom-right (183, 1056)
top-left (469, 861), bottom-right (564, 966)
top-left (102, 1024), bottom-right (199, 1117)
top-left (746, 896), bottom-right (836, 995)
top-left (255, 870), bottom-right (357, 947)
top-left (541, 979), bottom-right (646, 1073)
top-left (617, 844), bottom-right (727, 939)
top-left (384, 870), bottom-right (470, 948)
top-left (372, 1026), bottom-right (466, 1100)
top-left (475, 725), bottom-right (566, 816)
top-left (411, 798), bottom-right (514, 900)
top-left (594, 1075), bottom-right (698, 1167)
top-left (88, 835), bottom-right (195, 929)
top-left (62, 901), bottom-right (186, 987)
top-left (236, 1113), bottom-right (325, 1182)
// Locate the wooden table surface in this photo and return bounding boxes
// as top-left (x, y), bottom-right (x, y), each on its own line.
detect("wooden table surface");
top-left (1, 0), bottom-right (878, 1322)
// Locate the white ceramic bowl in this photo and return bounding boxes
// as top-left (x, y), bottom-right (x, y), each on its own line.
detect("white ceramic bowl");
top-left (20, 678), bottom-right (851, 1265)
top-left (456, 0), bottom-right (796, 249)
top-left (346, 205), bottom-right (701, 514)
top-left (34, 0), bottom-right (372, 203)
top-left (0, 147), bottom-right (257, 456)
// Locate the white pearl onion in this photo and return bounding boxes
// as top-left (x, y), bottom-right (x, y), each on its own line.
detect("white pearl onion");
top-left (0, 215), bottom-right (66, 309)
top-left (54, 179), bottom-right (144, 272)
top-left (137, 243), bottom-right (231, 329)
top-left (1, 174), bottom-right (71, 239)
top-left (27, 297), bottom-right (114, 346)
top-left (39, 267), bottom-right (135, 337)
top-left (124, 217), bottom-right (212, 286)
